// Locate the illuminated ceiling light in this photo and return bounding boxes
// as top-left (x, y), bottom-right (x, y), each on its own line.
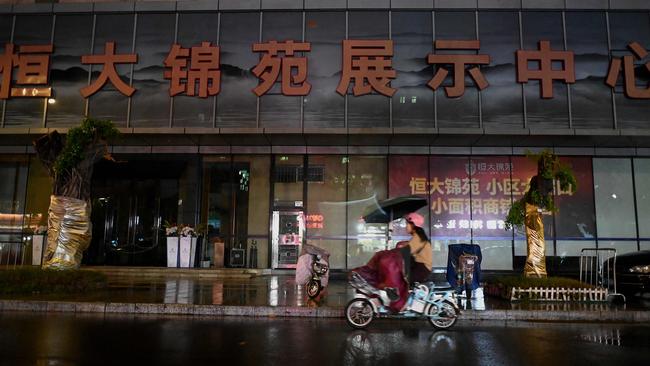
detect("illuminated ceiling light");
top-left (47, 98), bottom-right (56, 104)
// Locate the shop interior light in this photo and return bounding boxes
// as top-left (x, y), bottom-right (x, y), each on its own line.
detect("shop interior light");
top-left (47, 98), bottom-right (56, 104)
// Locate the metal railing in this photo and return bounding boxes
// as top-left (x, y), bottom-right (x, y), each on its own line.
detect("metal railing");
top-left (0, 239), bottom-right (27, 267)
top-left (579, 248), bottom-right (626, 302)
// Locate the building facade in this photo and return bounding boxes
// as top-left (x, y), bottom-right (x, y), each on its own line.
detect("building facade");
top-left (1, 0), bottom-right (650, 273)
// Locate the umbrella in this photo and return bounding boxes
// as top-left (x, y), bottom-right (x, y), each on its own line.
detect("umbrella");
top-left (362, 195), bottom-right (427, 224)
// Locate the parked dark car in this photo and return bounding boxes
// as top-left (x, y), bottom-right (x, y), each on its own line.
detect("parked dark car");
top-left (609, 250), bottom-right (650, 295)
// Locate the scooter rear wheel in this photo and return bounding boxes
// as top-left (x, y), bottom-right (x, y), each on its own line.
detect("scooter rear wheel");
top-left (345, 298), bottom-right (375, 329)
top-left (306, 279), bottom-right (321, 298)
top-left (427, 300), bottom-right (458, 330)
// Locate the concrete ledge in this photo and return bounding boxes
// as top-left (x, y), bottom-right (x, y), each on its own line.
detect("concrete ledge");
top-left (105, 303), bottom-right (136, 314)
top-left (0, 300), bottom-right (650, 323)
top-left (75, 302), bottom-right (106, 313)
top-left (2, 299), bottom-right (648, 323)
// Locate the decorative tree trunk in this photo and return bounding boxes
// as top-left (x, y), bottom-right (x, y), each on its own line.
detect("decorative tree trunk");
top-left (524, 203), bottom-right (547, 278)
top-left (33, 126), bottom-right (114, 270)
top-left (44, 196), bottom-right (92, 270)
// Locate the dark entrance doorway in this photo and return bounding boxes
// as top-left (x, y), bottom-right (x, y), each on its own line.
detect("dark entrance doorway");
top-left (85, 156), bottom-right (192, 266)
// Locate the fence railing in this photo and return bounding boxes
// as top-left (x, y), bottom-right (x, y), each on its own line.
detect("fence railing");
top-left (0, 240), bottom-right (26, 267)
top-left (579, 248), bottom-right (626, 302)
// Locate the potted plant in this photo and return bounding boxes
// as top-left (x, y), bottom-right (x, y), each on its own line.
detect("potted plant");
top-left (504, 149), bottom-right (577, 278)
top-left (31, 225), bottom-right (48, 266)
top-left (164, 222), bottom-right (199, 268)
top-left (164, 222), bottom-right (180, 268)
top-left (179, 225), bottom-right (198, 268)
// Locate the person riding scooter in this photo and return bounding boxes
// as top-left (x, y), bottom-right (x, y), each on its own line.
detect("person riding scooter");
top-left (350, 212), bottom-right (432, 312)
top-left (396, 213), bottom-right (433, 285)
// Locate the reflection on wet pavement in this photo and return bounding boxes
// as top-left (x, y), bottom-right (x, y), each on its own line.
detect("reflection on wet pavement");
top-left (0, 275), bottom-right (355, 307)
top-left (3, 313), bottom-right (647, 366)
top-left (1, 273), bottom-right (648, 312)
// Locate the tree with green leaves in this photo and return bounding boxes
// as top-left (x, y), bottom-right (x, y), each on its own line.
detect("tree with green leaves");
top-left (33, 118), bottom-right (119, 269)
top-left (504, 149), bottom-right (577, 277)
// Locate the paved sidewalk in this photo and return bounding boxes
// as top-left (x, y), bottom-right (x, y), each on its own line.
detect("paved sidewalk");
top-left (1, 272), bottom-right (649, 322)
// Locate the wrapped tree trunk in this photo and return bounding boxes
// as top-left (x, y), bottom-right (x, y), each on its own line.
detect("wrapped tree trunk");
top-left (33, 119), bottom-right (117, 270)
top-left (44, 196), bottom-right (92, 270)
top-left (523, 203), bottom-right (547, 278)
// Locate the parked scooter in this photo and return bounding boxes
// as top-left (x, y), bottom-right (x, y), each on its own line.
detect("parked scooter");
top-left (295, 243), bottom-right (330, 299)
top-left (306, 254), bottom-right (329, 298)
top-left (345, 272), bottom-right (460, 330)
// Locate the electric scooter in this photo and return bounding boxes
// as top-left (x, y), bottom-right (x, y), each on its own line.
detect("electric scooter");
top-left (306, 254), bottom-right (329, 298)
top-left (345, 272), bottom-right (460, 330)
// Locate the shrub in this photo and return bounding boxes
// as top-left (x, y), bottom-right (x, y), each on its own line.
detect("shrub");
top-left (0, 268), bottom-right (107, 294)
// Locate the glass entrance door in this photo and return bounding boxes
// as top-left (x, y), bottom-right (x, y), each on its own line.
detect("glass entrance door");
top-left (86, 158), bottom-right (185, 266)
top-left (271, 210), bottom-right (304, 269)
top-left (91, 179), bottom-right (168, 266)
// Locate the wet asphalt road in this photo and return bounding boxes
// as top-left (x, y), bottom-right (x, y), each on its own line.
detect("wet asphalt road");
top-left (0, 312), bottom-right (648, 366)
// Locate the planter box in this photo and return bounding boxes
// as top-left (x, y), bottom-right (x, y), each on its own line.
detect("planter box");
top-left (166, 237), bottom-right (179, 268)
top-left (179, 236), bottom-right (197, 268)
top-left (32, 234), bottom-right (46, 266)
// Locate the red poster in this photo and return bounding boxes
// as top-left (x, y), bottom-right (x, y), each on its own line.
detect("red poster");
top-left (429, 156), bottom-right (471, 239)
top-left (389, 156), bottom-right (429, 239)
top-left (510, 156), bottom-right (553, 239)
top-left (469, 156), bottom-right (515, 239)
top-left (555, 157), bottom-right (595, 239)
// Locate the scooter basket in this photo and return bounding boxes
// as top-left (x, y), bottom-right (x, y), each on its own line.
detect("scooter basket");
top-left (409, 298), bottom-right (427, 314)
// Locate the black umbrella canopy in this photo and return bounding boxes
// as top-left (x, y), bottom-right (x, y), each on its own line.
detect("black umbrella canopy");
top-left (362, 195), bottom-right (427, 224)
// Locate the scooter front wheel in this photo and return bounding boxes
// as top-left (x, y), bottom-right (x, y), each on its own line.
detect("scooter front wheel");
top-left (345, 298), bottom-right (375, 329)
top-left (306, 279), bottom-right (321, 298)
top-left (427, 300), bottom-right (458, 330)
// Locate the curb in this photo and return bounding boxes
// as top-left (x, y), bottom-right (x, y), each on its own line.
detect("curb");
top-left (1, 300), bottom-right (649, 322)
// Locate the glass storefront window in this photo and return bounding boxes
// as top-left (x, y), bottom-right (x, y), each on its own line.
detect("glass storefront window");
top-left (555, 157), bottom-right (595, 239)
top-left (593, 158), bottom-right (637, 239)
top-left (634, 158), bottom-right (650, 239)
top-left (307, 155), bottom-right (347, 269)
top-left (201, 155), bottom-right (270, 269)
top-left (470, 156), bottom-right (514, 270)
top-left (234, 155), bottom-right (271, 268)
top-left (0, 156), bottom-right (28, 266)
top-left (347, 156), bottom-right (388, 269)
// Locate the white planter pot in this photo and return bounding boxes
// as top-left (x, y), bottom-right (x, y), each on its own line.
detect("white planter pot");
top-left (179, 236), bottom-right (197, 268)
top-left (32, 234), bottom-right (46, 266)
top-left (166, 237), bottom-right (180, 268)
